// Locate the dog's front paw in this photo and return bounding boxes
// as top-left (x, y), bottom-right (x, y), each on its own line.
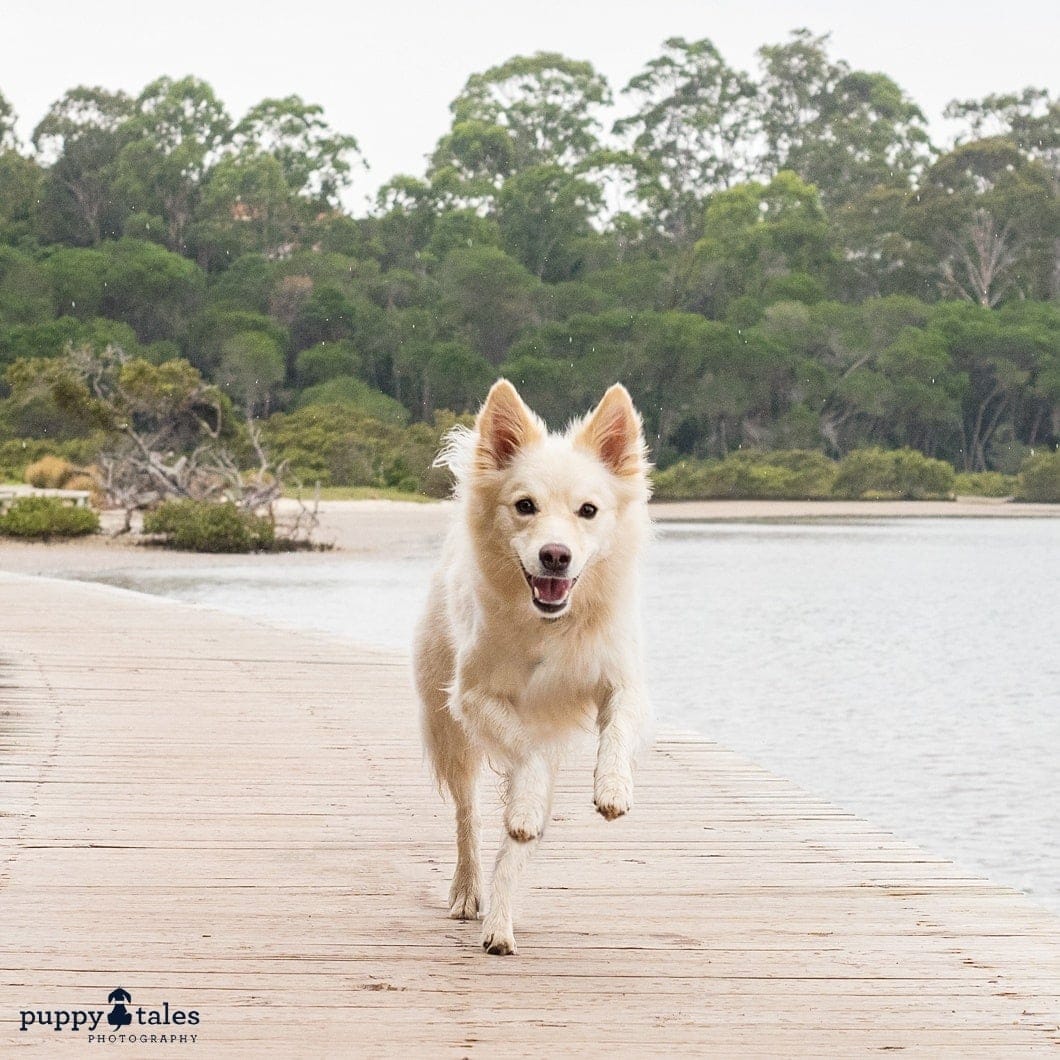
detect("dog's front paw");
top-left (448, 877), bottom-right (482, 920)
top-left (504, 806), bottom-right (544, 843)
top-left (594, 773), bottom-right (633, 821)
top-left (481, 918), bottom-right (518, 956)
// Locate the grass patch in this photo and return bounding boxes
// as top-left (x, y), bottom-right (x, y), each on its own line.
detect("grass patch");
top-left (282, 485), bottom-right (439, 503)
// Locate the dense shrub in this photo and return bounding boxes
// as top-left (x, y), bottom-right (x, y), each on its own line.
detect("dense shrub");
top-left (654, 447), bottom-right (956, 500)
top-left (0, 496), bottom-right (99, 539)
top-left (954, 471), bottom-right (1017, 497)
top-left (1017, 450), bottom-right (1060, 502)
top-left (653, 450), bottom-right (837, 500)
top-left (0, 436), bottom-right (107, 484)
top-left (263, 405), bottom-right (466, 496)
top-left (294, 341), bottom-right (361, 387)
top-left (24, 455), bottom-right (79, 488)
top-left (143, 500), bottom-right (275, 553)
top-left (294, 376), bottom-right (409, 424)
top-left (63, 472), bottom-right (98, 493)
top-left (832, 448), bottom-right (954, 499)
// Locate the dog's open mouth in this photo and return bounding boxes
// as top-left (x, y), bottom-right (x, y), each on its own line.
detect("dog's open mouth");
top-left (523, 570), bottom-right (577, 614)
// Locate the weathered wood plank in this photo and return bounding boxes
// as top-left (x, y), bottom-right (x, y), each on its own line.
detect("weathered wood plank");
top-left (1, 572), bottom-right (1058, 1056)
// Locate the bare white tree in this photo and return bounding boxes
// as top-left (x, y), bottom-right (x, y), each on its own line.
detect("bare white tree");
top-left (940, 209), bottom-right (1022, 308)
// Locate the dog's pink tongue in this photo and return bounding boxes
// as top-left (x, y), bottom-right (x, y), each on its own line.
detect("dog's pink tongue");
top-left (533, 577), bottom-right (571, 603)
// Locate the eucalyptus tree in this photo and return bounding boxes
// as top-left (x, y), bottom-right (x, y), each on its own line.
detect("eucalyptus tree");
top-left (693, 171), bottom-right (836, 318)
top-left (495, 164), bottom-right (603, 281)
top-left (614, 37), bottom-right (758, 240)
top-left (0, 90), bottom-right (17, 152)
top-left (115, 77), bottom-right (232, 253)
top-left (908, 138), bottom-right (1058, 306)
top-left (756, 30), bottom-right (931, 208)
top-left (32, 86), bottom-right (137, 243)
top-left (437, 52), bottom-right (611, 176)
top-left (945, 88), bottom-right (1060, 298)
top-left (234, 96), bottom-right (363, 207)
top-left (216, 330), bottom-right (287, 417)
top-left (438, 246), bottom-right (540, 363)
top-left (0, 151), bottom-right (42, 245)
top-left (190, 152), bottom-right (296, 268)
top-left (428, 51), bottom-right (612, 230)
top-left (946, 87), bottom-right (1060, 164)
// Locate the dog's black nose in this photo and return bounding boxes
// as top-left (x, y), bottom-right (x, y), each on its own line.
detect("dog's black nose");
top-left (539, 543), bottom-right (571, 573)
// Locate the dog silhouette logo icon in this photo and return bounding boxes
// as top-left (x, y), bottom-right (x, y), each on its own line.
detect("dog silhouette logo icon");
top-left (107, 987), bottom-right (132, 1028)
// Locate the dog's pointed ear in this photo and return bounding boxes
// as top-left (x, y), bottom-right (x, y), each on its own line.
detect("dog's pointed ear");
top-left (475, 379), bottom-right (543, 471)
top-left (575, 384), bottom-right (647, 478)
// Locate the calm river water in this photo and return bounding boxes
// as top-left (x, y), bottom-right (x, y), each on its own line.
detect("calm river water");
top-left (89, 518), bottom-right (1059, 913)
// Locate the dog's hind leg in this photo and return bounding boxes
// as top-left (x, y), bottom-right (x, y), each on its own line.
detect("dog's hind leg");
top-left (482, 749), bottom-right (560, 955)
top-left (415, 613), bottom-right (484, 921)
top-left (445, 738), bottom-right (482, 921)
top-left (422, 696), bottom-right (483, 920)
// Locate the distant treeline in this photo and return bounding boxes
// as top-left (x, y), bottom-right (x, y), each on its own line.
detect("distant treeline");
top-left (0, 31), bottom-right (1057, 484)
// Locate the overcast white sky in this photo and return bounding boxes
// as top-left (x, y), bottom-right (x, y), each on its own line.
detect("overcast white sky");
top-left (6, 0), bottom-right (1058, 209)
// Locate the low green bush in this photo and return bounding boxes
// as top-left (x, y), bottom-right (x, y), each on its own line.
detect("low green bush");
top-left (0, 496), bottom-right (99, 539)
top-left (832, 447), bottom-right (954, 499)
top-left (653, 450), bottom-right (836, 500)
top-left (1017, 450), bottom-right (1060, 502)
top-left (143, 500), bottom-right (275, 553)
top-left (655, 447), bottom-right (957, 501)
top-left (954, 471), bottom-right (1017, 497)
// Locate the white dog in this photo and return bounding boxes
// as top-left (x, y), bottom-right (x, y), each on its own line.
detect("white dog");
top-left (413, 379), bottom-right (652, 955)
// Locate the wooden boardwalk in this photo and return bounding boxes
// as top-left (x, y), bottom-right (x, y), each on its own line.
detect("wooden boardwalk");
top-left (2, 573), bottom-right (1059, 1057)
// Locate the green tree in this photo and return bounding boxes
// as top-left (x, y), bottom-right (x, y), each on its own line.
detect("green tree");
top-left (295, 341), bottom-right (360, 387)
top-left (430, 52), bottom-right (611, 206)
top-left (0, 149), bottom-right (43, 244)
top-left (694, 172), bottom-right (835, 318)
top-left (32, 86), bottom-right (137, 244)
top-left (908, 139), bottom-right (1058, 306)
top-left (187, 305), bottom-right (288, 377)
top-left (100, 239), bottom-right (205, 342)
top-left (615, 37), bottom-right (758, 238)
top-left (945, 87), bottom-right (1060, 166)
top-left (756, 30), bottom-right (931, 208)
top-left (0, 90), bottom-right (17, 152)
top-left (46, 247), bottom-right (109, 318)
top-left (234, 95), bottom-right (363, 206)
top-left (928, 302), bottom-right (1043, 470)
top-left (438, 247), bottom-right (540, 363)
top-left (496, 165), bottom-right (602, 281)
top-left (190, 152), bottom-right (297, 267)
top-left (216, 330), bottom-right (286, 416)
top-left (115, 77), bottom-right (232, 253)
top-left (0, 247), bottom-right (52, 326)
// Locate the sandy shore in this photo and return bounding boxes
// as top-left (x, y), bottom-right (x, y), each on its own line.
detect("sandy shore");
top-left (0, 496), bottom-right (1055, 577)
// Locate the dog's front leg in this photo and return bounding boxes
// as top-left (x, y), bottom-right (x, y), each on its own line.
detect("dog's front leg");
top-left (482, 750), bottom-right (559, 955)
top-left (594, 683), bottom-right (649, 821)
top-left (503, 751), bottom-right (557, 842)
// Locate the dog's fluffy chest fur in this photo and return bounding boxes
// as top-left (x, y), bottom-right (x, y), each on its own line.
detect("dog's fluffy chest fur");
top-left (463, 614), bottom-right (606, 736)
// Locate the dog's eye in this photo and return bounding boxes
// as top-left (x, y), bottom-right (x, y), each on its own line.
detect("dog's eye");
top-left (514, 498), bottom-right (537, 516)
top-left (578, 503), bottom-right (598, 519)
